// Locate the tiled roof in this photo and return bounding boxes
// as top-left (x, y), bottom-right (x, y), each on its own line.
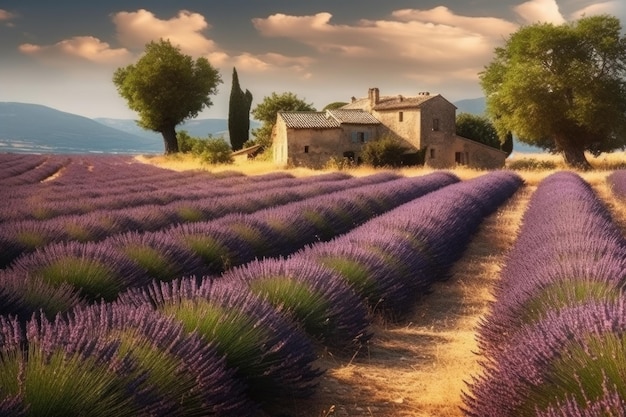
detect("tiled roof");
top-left (279, 110), bottom-right (380, 129)
top-left (373, 94), bottom-right (437, 110)
top-left (326, 109), bottom-right (380, 125)
top-left (342, 94), bottom-right (446, 111)
top-left (279, 112), bottom-right (341, 129)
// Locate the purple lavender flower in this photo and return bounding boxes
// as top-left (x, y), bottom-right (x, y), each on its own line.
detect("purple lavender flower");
top-left (118, 277), bottom-right (322, 403)
top-left (222, 256), bottom-right (371, 349)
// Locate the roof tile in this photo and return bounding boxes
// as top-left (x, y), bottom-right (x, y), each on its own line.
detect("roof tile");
top-left (279, 112), bottom-right (341, 129)
top-left (326, 109), bottom-right (380, 125)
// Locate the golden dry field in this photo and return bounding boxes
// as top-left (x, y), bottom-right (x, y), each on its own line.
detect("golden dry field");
top-left (135, 151), bottom-right (626, 417)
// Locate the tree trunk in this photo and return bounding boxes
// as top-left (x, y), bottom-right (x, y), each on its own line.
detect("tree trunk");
top-left (161, 125), bottom-right (179, 154)
top-left (554, 134), bottom-right (592, 170)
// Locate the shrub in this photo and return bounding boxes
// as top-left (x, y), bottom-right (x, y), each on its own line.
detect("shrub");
top-left (507, 157), bottom-right (558, 170)
top-left (177, 130), bottom-right (233, 164)
top-left (361, 135), bottom-right (409, 167)
top-left (199, 138), bottom-right (234, 164)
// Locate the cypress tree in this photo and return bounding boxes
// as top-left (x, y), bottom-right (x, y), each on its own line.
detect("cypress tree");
top-left (228, 67), bottom-right (253, 151)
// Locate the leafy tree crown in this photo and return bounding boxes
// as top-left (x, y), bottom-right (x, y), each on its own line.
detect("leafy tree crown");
top-left (113, 39), bottom-right (222, 133)
top-left (479, 14), bottom-right (626, 168)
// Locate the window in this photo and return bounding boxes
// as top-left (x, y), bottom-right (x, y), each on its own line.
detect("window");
top-left (430, 148), bottom-right (436, 159)
top-left (433, 118), bottom-right (440, 131)
top-left (399, 111), bottom-right (404, 122)
top-left (343, 151), bottom-right (355, 162)
top-left (455, 152), bottom-right (470, 165)
top-left (304, 145), bottom-right (309, 153)
top-left (352, 132), bottom-right (368, 143)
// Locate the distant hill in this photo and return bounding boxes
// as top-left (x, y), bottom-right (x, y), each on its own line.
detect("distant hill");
top-left (454, 97), bottom-right (488, 115)
top-left (0, 103), bottom-right (262, 155)
top-left (452, 97), bottom-right (542, 154)
top-left (93, 118), bottom-right (251, 142)
top-left (0, 103), bottom-right (162, 154)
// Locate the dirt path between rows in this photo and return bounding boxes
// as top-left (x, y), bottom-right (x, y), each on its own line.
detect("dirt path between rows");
top-left (268, 185), bottom-right (533, 417)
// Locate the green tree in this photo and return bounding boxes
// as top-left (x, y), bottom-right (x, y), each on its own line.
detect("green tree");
top-left (113, 39), bottom-right (222, 154)
top-left (480, 15), bottom-right (626, 169)
top-left (500, 132), bottom-right (514, 157)
top-left (361, 136), bottom-right (409, 167)
top-left (455, 113), bottom-right (501, 149)
top-left (228, 67), bottom-right (253, 151)
top-left (251, 92), bottom-right (315, 148)
top-left (323, 102), bottom-right (348, 111)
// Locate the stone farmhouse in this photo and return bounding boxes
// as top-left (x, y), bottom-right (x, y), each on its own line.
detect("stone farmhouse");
top-left (272, 88), bottom-right (507, 169)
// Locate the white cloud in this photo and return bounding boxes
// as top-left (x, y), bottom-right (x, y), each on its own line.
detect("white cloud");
top-left (111, 9), bottom-right (217, 56)
top-left (0, 8), bottom-right (16, 27)
top-left (233, 52), bottom-right (314, 79)
top-left (19, 36), bottom-right (131, 65)
top-left (0, 9), bottom-right (15, 21)
top-left (514, 0), bottom-right (566, 24)
top-left (252, 8), bottom-right (522, 89)
top-left (392, 7), bottom-right (518, 39)
top-left (570, 1), bottom-right (621, 20)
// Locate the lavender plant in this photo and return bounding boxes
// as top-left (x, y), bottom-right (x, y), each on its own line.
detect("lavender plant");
top-left (6, 241), bottom-right (150, 302)
top-left (118, 277), bottom-right (322, 403)
top-left (222, 256), bottom-right (371, 350)
top-left (106, 230), bottom-right (208, 282)
top-left (0, 270), bottom-right (84, 321)
top-left (65, 302), bottom-right (255, 416)
top-left (464, 300), bottom-right (626, 417)
top-left (294, 171), bottom-right (522, 319)
top-left (476, 171), bottom-right (626, 354)
top-left (465, 171), bottom-right (626, 416)
top-left (0, 314), bottom-right (152, 416)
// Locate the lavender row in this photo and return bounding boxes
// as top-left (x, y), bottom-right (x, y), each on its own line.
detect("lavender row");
top-left (278, 170), bottom-right (523, 319)
top-left (607, 169), bottom-right (626, 200)
top-left (206, 171), bottom-right (521, 353)
top-left (2, 162), bottom-right (273, 206)
top-left (0, 171), bottom-right (519, 415)
top-left (464, 171), bottom-right (626, 416)
top-left (0, 163), bottom-right (300, 222)
top-left (0, 153), bottom-right (61, 181)
top-left (2, 154), bottom-right (192, 197)
top-left (0, 284), bottom-right (320, 415)
top-left (0, 154), bottom-right (71, 186)
top-left (0, 172), bottom-right (401, 267)
top-left (0, 172), bottom-right (458, 320)
top-left (0, 153), bottom-right (48, 180)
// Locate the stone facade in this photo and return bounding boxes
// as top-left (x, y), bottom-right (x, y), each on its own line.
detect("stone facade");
top-left (273, 109), bottom-right (380, 168)
top-left (272, 88), bottom-right (507, 169)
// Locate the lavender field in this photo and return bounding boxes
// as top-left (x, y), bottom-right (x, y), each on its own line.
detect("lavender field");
top-left (2, 153), bottom-right (626, 416)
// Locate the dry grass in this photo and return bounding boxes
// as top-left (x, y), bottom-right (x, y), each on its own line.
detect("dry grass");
top-left (138, 152), bottom-right (625, 417)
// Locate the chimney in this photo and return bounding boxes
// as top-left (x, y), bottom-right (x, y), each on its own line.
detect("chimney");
top-left (351, 96), bottom-right (356, 103)
top-left (398, 94), bottom-right (403, 102)
top-left (368, 87), bottom-right (380, 106)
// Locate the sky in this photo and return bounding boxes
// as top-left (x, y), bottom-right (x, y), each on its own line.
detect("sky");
top-left (1, 0), bottom-right (624, 120)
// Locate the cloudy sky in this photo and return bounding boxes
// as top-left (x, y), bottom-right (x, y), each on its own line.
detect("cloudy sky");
top-left (1, 0), bottom-right (623, 120)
